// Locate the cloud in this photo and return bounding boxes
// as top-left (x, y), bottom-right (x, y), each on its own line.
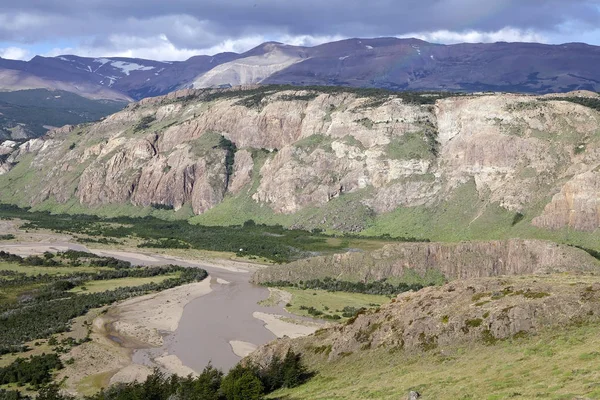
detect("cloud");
top-left (44, 34), bottom-right (223, 61)
top-left (406, 27), bottom-right (548, 44)
top-left (0, 46), bottom-right (30, 60)
top-left (43, 33), bottom-right (348, 61)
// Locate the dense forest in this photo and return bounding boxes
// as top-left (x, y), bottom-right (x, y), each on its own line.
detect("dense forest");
top-left (0, 250), bottom-right (207, 354)
top-left (0, 354), bottom-right (63, 388)
top-left (0, 204), bottom-right (418, 263)
top-left (549, 96), bottom-right (600, 111)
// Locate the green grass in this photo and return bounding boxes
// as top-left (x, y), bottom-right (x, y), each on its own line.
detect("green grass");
top-left (269, 322), bottom-right (600, 399)
top-left (0, 154), bottom-right (43, 207)
top-left (0, 283), bottom-right (44, 307)
top-left (0, 262), bottom-right (110, 276)
top-left (189, 131), bottom-right (224, 158)
top-left (69, 273), bottom-right (180, 294)
top-left (190, 190), bottom-right (294, 227)
top-left (385, 131), bottom-right (435, 160)
top-left (384, 269), bottom-right (447, 287)
top-left (362, 179), bottom-right (600, 251)
top-left (362, 180), bottom-right (513, 241)
top-left (195, 187), bottom-right (375, 233)
top-left (76, 370), bottom-right (115, 397)
top-left (282, 288), bottom-right (390, 320)
top-left (293, 134), bottom-right (333, 153)
top-left (30, 197), bottom-right (195, 220)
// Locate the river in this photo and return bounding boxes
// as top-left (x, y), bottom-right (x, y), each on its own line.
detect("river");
top-left (0, 241), bottom-right (304, 372)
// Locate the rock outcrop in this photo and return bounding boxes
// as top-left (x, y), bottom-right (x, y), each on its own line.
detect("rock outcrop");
top-left (532, 170), bottom-right (600, 231)
top-left (252, 239), bottom-right (600, 284)
top-left (0, 86), bottom-right (599, 233)
top-left (247, 274), bottom-right (600, 364)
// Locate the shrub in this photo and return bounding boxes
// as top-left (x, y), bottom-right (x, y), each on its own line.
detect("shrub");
top-left (133, 115), bottom-right (156, 132)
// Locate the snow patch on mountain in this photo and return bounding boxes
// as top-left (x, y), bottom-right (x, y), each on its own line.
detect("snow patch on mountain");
top-left (109, 61), bottom-right (155, 76)
top-left (93, 58), bottom-right (111, 66)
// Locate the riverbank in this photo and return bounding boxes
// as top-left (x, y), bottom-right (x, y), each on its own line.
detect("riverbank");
top-left (55, 278), bottom-right (213, 394)
top-left (0, 234), bottom-right (323, 395)
top-left (107, 279), bottom-right (213, 348)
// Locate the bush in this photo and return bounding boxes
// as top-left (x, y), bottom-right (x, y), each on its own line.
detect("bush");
top-left (133, 115), bottom-right (156, 132)
top-left (0, 354), bottom-right (63, 387)
top-left (265, 277), bottom-right (425, 296)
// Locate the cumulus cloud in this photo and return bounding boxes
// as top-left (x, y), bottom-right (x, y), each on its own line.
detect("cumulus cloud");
top-left (44, 34), bottom-right (238, 61)
top-left (0, 46), bottom-right (30, 60)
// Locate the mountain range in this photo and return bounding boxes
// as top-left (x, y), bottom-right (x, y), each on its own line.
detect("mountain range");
top-left (2, 38), bottom-right (600, 102)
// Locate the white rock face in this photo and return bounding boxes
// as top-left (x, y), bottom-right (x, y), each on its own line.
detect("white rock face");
top-left (192, 46), bottom-right (304, 88)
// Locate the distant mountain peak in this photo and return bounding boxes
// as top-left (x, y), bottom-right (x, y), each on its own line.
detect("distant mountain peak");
top-left (1, 38), bottom-right (600, 100)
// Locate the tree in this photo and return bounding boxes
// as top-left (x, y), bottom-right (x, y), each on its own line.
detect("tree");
top-left (193, 364), bottom-right (223, 400)
top-left (243, 220), bottom-right (256, 228)
top-left (258, 350), bottom-right (309, 391)
top-left (0, 389), bottom-right (26, 400)
top-left (175, 364), bottom-right (223, 400)
top-left (37, 384), bottom-right (73, 400)
top-left (220, 364), bottom-right (264, 400)
top-left (281, 350), bottom-right (309, 388)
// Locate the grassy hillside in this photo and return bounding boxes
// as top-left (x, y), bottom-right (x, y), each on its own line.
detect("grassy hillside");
top-left (281, 287), bottom-right (390, 321)
top-left (251, 273), bottom-right (600, 399)
top-left (0, 86), bottom-right (597, 256)
top-left (361, 180), bottom-right (600, 252)
top-left (269, 322), bottom-right (600, 400)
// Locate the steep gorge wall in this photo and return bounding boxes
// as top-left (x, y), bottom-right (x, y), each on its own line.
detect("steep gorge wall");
top-left (252, 239), bottom-right (600, 284)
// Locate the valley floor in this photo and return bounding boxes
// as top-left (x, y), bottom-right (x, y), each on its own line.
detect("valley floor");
top-left (3, 217), bottom-right (600, 399)
top-left (0, 224), bottom-right (325, 395)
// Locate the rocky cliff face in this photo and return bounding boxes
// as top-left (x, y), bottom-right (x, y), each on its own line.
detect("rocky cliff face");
top-left (252, 239), bottom-right (600, 284)
top-left (0, 86), bottom-right (599, 234)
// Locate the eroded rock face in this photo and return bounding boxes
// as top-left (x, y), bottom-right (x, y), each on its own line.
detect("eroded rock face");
top-left (0, 87), bottom-right (599, 230)
top-left (532, 171), bottom-right (600, 231)
top-left (229, 150), bottom-right (254, 194)
top-left (252, 239), bottom-right (600, 284)
top-left (247, 275), bottom-right (600, 364)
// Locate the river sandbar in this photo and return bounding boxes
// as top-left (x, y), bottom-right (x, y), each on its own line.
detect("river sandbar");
top-left (253, 312), bottom-right (321, 338)
top-left (229, 340), bottom-right (258, 357)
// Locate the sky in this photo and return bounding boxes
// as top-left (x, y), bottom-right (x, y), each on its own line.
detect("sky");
top-left (1, 0), bottom-right (600, 61)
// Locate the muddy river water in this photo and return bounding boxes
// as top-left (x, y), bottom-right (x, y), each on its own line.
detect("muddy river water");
top-left (91, 249), bottom-right (292, 371)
